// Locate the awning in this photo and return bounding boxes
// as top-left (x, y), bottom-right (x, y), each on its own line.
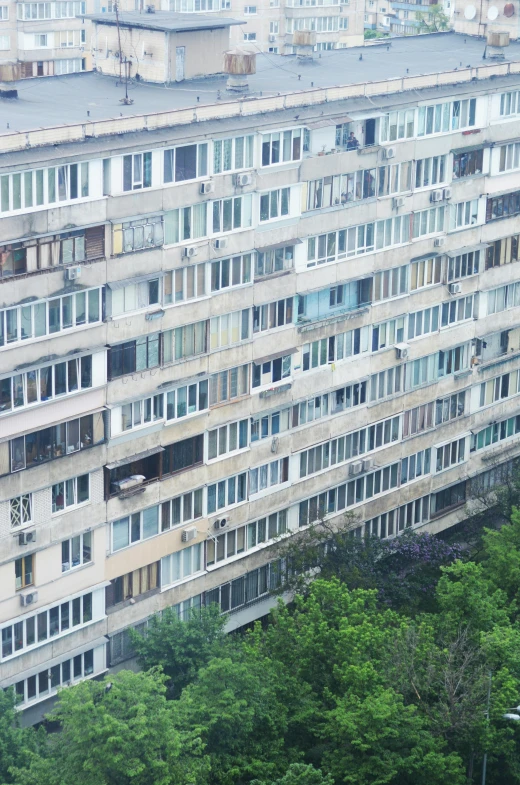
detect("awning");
top-left (445, 243), bottom-right (488, 257)
top-left (410, 251), bottom-right (441, 263)
top-left (106, 446), bottom-right (164, 470)
top-left (107, 272), bottom-right (164, 290)
top-left (306, 115), bottom-right (352, 129)
top-left (255, 238), bottom-right (302, 252)
top-left (451, 143), bottom-right (488, 155)
top-left (253, 347), bottom-right (298, 366)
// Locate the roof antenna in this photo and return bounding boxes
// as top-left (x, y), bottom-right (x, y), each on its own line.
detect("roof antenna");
top-left (115, 2), bottom-right (134, 105)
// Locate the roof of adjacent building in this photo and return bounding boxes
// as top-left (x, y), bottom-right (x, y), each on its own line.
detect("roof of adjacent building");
top-left (83, 10), bottom-right (241, 31)
top-left (2, 33), bottom-right (520, 140)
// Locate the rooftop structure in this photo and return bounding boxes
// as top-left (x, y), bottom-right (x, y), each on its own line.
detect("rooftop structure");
top-left (2, 30), bottom-right (520, 725)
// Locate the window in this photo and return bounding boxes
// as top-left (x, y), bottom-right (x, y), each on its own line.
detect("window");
top-left (306, 215), bottom-right (408, 267)
top-left (410, 256), bottom-right (441, 290)
top-left (0, 288), bottom-right (102, 344)
top-left (160, 489), bottom-right (203, 530)
top-left (471, 415), bottom-right (520, 453)
top-left (417, 99), bottom-right (476, 136)
top-left (302, 327), bottom-right (369, 371)
top-left (15, 555), bottom-right (34, 590)
top-left (112, 214), bottom-right (163, 254)
top-left (252, 355), bottom-right (291, 387)
top-left (450, 200), bottom-right (479, 229)
top-left (255, 245), bottom-right (294, 277)
top-left (249, 457), bottom-right (289, 494)
top-left (299, 461), bottom-right (400, 527)
top-left (211, 255), bottom-right (251, 291)
top-left (113, 506), bottom-right (160, 552)
top-left (287, 16), bottom-right (339, 31)
top-left (1, 354), bottom-right (93, 414)
top-left (253, 298), bottom-right (293, 333)
top-left (262, 129), bottom-right (302, 165)
top-left (447, 250), bottom-right (480, 280)
top-left (486, 234), bottom-right (520, 269)
top-left (365, 496), bottom-right (430, 538)
top-left (441, 295), bottom-right (474, 327)
top-left (370, 366), bottom-right (402, 402)
top-left (123, 152), bottom-right (152, 191)
top-left (58, 29), bottom-right (85, 46)
top-left (299, 415), bottom-right (399, 478)
top-left (207, 510), bottom-right (288, 567)
top-left (205, 561), bottom-right (279, 612)
top-left (120, 394), bottom-right (163, 433)
top-left (55, 0), bottom-right (86, 15)
top-left (415, 155), bottom-right (447, 187)
top-left (161, 543), bottom-right (203, 588)
top-left (106, 563), bottom-right (159, 608)
top-left (164, 264), bottom-right (206, 305)
top-left (14, 648), bottom-right (98, 707)
top-left (164, 203), bottom-right (207, 243)
top-left (207, 472), bottom-right (247, 513)
top-left (209, 364), bottom-right (249, 404)
top-left (412, 206), bottom-right (445, 238)
top-left (163, 434), bottom-right (203, 476)
top-left (487, 283), bottom-right (520, 315)
top-left (372, 316), bottom-right (406, 350)
top-left (243, 32), bottom-right (256, 40)
top-left (10, 413), bottom-right (103, 473)
top-left (373, 265), bottom-right (408, 301)
top-left (407, 307), bottom-right (439, 340)
top-left (453, 148), bottom-right (484, 178)
top-left (208, 419), bottom-right (248, 460)
top-left (166, 380), bottom-right (209, 421)
top-left (210, 309), bottom-right (250, 350)
top-left (212, 195), bottom-right (252, 233)
top-left (329, 381), bottom-right (367, 414)
top-left (0, 33), bottom-right (9, 48)
top-left (307, 168), bottom-right (377, 210)
top-left (251, 408), bottom-right (291, 441)
top-left (34, 33), bottom-right (47, 46)
top-left (10, 495), bottom-right (32, 529)
top-left (500, 90), bottom-right (520, 117)
top-left (0, 7), bottom-right (9, 19)
top-left (1, 592), bottom-right (94, 661)
top-left (52, 474), bottom-right (89, 514)
top-left (110, 279), bottom-right (160, 316)
top-left (260, 188), bottom-right (290, 222)
top-left (435, 438), bottom-right (466, 472)
top-left (17, 2), bottom-right (51, 18)
top-left (479, 372), bottom-right (518, 407)
top-left (486, 191), bottom-right (520, 222)
top-left (431, 481), bottom-right (466, 516)
top-left (213, 135), bottom-right (254, 174)
top-left (402, 393), bottom-right (465, 438)
top-left (0, 163), bottom-right (89, 214)
top-left (163, 143), bottom-right (208, 183)
top-left (54, 58), bottom-right (85, 75)
top-left (270, 20), bottom-right (279, 33)
top-left (244, 4), bottom-right (256, 11)
top-left (108, 334), bottom-right (160, 378)
top-left (377, 162), bottom-right (412, 196)
top-left (61, 532), bottom-right (92, 572)
top-left (404, 344), bottom-right (470, 391)
top-left (401, 448), bottom-right (431, 483)
top-left (380, 110), bottom-right (415, 142)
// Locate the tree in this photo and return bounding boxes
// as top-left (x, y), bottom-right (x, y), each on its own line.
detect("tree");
top-left (251, 763), bottom-right (334, 785)
top-left (0, 688), bottom-right (38, 784)
top-left (416, 4), bottom-right (450, 32)
top-left (129, 603), bottom-right (227, 697)
top-left (12, 669), bottom-right (207, 785)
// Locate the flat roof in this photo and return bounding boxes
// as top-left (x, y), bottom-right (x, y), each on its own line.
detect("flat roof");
top-left (2, 33), bottom-right (520, 140)
top-left (83, 10), bottom-right (241, 32)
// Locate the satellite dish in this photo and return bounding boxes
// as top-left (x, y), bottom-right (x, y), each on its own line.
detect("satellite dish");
top-left (487, 6), bottom-right (499, 19)
top-left (465, 4), bottom-right (476, 19)
top-left (504, 3), bottom-right (514, 17)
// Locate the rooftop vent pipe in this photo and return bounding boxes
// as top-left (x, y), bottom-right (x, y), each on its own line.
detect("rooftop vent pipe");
top-left (224, 49), bottom-right (256, 92)
top-left (293, 29), bottom-right (316, 62)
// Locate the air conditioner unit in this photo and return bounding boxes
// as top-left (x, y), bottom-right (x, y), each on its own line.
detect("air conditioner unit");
top-left (434, 237), bottom-right (445, 247)
top-left (181, 526), bottom-right (197, 543)
top-left (269, 34), bottom-right (276, 42)
top-left (396, 342), bottom-right (410, 360)
top-left (383, 146), bottom-right (396, 159)
top-left (349, 461), bottom-right (363, 477)
top-left (393, 196), bottom-right (405, 209)
top-left (214, 238), bottom-right (227, 250)
top-left (430, 189), bottom-right (443, 203)
top-left (200, 181), bottom-right (214, 195)
top-left (362, 458), bottom-right (375, 472)
top-left (66, 266), bottom-right (82, 281)
top-left (20, 591), bottom-right (38, 607)
top-left (235, 172), bottom-right (253, 187)
top-left (443, 187), bottom-right (453, 200)
top-left (449, 282), bottom-right (462, 294)
top-left (183, 246), bottom-right (198, 258)
top-left (18, 530), bottom-right (36, 546)
top-left (213, 518), bottom-right (228, 530)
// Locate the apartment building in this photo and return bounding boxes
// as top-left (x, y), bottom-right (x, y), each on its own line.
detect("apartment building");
top-left (2, 31), bottom-right (520, 724)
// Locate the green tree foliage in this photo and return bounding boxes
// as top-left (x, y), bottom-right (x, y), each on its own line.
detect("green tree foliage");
top-left (129, 603), bottom-right (227, 697)
top-left (0, 688), bottom-right (38, 784)
top-left (252, 763), bottom-right (334, 785)
top-left (416, 4), bottom-right (450, 32)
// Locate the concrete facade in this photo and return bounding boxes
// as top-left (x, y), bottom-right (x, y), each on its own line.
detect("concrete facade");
top-left (2, 34), bottom-right (520, 721)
